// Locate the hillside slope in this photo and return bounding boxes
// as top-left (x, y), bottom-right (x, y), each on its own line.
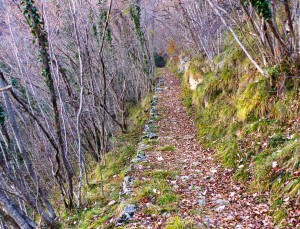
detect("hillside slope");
top-left (168, 47), bottom-right (300, 227)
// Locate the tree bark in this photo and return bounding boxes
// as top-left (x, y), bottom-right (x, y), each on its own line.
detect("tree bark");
top-left (0, 189), bottom-right (37, 229)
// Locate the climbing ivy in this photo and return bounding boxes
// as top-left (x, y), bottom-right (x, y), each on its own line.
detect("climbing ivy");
top-left (20, 0), bottom-right (51, 88)
top-left (129, 1), bottom-right (151, 76)
top-left (94, 1), bottom-right (112, 43)
top-left (129, 1), bottom-right (144, 43)
top-left (20, 0), bottom-right (45, 39)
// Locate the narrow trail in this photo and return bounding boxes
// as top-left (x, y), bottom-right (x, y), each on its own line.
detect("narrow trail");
top-left (126, 71), bottom-right (274, 228)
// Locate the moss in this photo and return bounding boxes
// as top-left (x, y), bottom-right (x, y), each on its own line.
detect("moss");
top-left (236, 79), bottom-right (270, 121)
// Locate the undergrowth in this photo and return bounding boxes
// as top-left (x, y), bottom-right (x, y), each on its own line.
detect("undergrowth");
top-left (61, 91), bottom-right (156, 228)
top-left (170, 42), bottom-right (300, 225)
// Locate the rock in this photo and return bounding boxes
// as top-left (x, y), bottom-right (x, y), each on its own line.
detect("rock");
top-left (123, 176), bottom-right (133, 195)
top-left (157, 156), bottom-right (164, 161)
top-left (162, 212), bottom-right (170, 218)
top-left (189, 75), bottom-right (203, 90)
top-left (131, 152), bottom-right (146, 163)
top-left (108, 200), bottom-right (116, 206)
top-left (124, 204), bottom-right (136, 215)
top-left (225, 213), bottom-right (235, 221)
top-left (214, 199), bottom-right (230, 206)
top-left (142, 132), bottom-right (158, 140)
top-left (214, 205), bottom-right (226, 212)
top-left (115, 204), bottom-right (136, 225)
top-left (210, 169), bottom-right (218, 174)
top-left (138, 143), bottom-right (149, 151)
top-left (202, 217), bottom-right (213, 227)
top-left (181, 176), bottom-right (190, 180)
top-left (204, 176), bottom-right (215, 182)
top-left (178, 55), bottom-right (190, 73)
top-left (198, 197), bottom-right (206, 205)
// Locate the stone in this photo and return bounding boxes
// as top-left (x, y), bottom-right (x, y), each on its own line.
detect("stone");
top-left (123, 176), bottom-right (133, 195)
top-left (202, 217), bottom-right (213, 227)
top-left (178, 55), bottom-right (190, 73)
top-left (115, 204), bottom-right (136, 225)
top-left (198, 197), bottom-right (206, 206)
top-left (183, 134), bottom-right (195, 140)
top-left (131, 152), bottom-right (146, 163)
top-left (138, 143), bottom-right (149, 151)
top-left (124, 204), bottom-right (136, 215)
top-left (157, 156), bottom-right (164, 161)
top-left (181, 176), bottom-right (190, 180)
top-left (214, 199), bottom-right (230, 206)
top-left (214, 205), bottom-right (226, 212)
top-left (124, 166), bottom-right (132, 176)
top-left (204, 176), bottom-right (215, 182)
top-left (149, 132), bottom-right (158, 139)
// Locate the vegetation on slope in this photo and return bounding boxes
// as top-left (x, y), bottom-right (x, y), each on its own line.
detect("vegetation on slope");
top-left (60, 91), bottom-right (156, 228)
top-left (169, 40), bottom-right (300, 225)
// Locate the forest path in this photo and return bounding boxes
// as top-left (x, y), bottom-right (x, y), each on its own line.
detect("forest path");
top-left (125, 71), bottom-right (273, 228)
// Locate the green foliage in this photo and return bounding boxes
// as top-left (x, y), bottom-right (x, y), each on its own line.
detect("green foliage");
top-left (268, 65), bottom-right (280, 78)
top-left (165, 216), bottom-right (195, 229)
top-left (247, 0), bottom-right (272, 20)
top-left (129, 1), bottom-right (143, 41)
top-left (236, 79), bottom-right (270, 121)
top-left (133, 169), bottom-right (179, 214)
top-left (0, 105), bottom-right (5, 126)
top-left (20, 0), bottom-right (44, 37)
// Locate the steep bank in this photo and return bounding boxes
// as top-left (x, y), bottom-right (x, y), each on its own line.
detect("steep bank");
top-left (170, 48), bottom-right (300, 226)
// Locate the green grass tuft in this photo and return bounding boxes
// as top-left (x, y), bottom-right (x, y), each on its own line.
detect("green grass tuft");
top-left (158, 145), bottom-right (177, 152)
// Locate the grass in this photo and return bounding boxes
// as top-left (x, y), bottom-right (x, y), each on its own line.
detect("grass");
top-left (158, 145), bottom-right (177, 152)
top-left (165, 216), bottom-right (195, 229)
top-left (132, 169), bottom-right (179, 215)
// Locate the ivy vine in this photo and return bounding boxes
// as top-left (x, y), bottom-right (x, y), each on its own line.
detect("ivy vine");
top-left (20, 0), bottom-right (51, 87)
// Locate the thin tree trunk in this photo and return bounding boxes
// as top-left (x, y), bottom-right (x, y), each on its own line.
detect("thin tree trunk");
top-left (0, 189), bottom-right (37, 229)
top-left (206, 0), bottom-right (266, 76)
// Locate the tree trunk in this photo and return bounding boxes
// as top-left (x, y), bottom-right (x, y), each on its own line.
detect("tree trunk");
top-left (0, 189), bottom-right (37, 229)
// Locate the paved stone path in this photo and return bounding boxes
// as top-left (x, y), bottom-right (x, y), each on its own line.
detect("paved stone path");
top-left (122, 72), bottom-right (273, 228)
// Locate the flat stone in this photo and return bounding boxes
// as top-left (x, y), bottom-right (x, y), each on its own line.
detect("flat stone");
top-left (214, 205), bottom-right (226, 212)
top-left (214, 199), bottom-right (230, 206)
top-left (204, 176), bottom-right (215, 182)
top-left (124, 204), bottom-right (136, 215)
top-left (115, 204), bottom-right (137, 225)
top-left (181, 176), bottom-right (190, 180)
top-left (123, 176), bottom-right (133, 195)
top-left (183, 134), bottom-right (195, 140)
top-left (198, 197), bottom-right (206, 205)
